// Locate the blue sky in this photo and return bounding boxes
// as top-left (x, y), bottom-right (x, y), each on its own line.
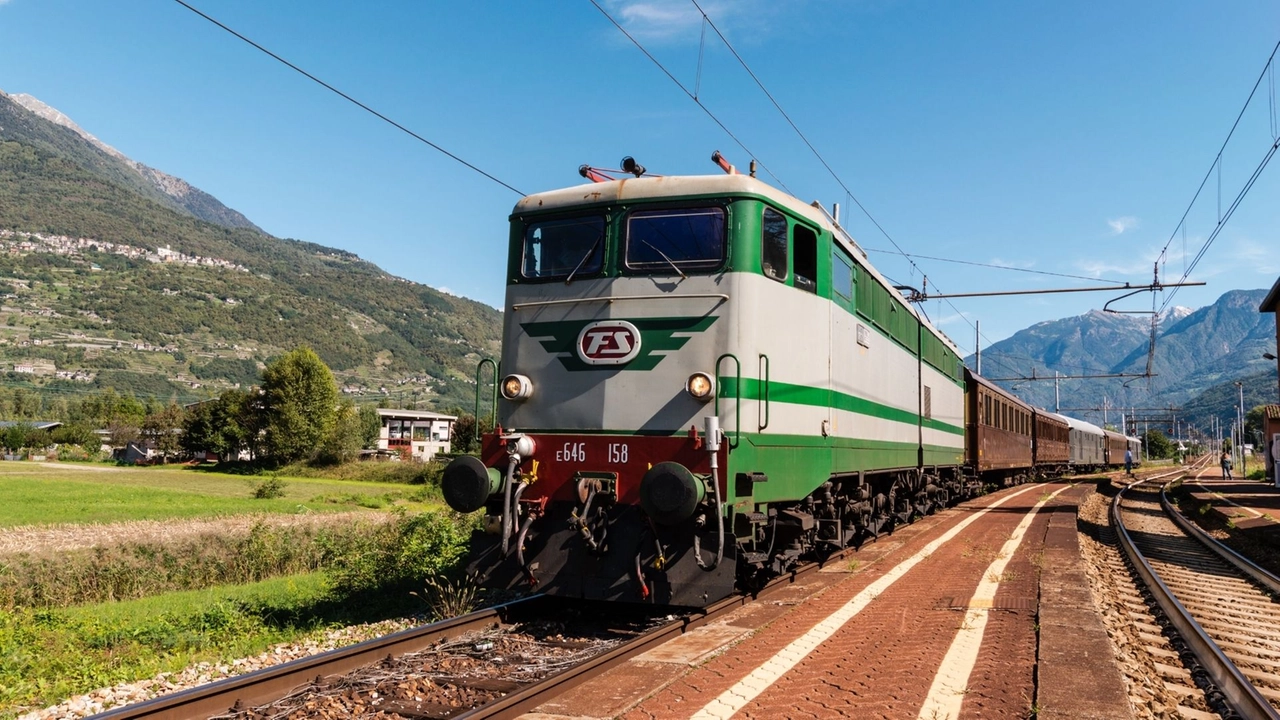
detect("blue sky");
top-left (1, 0), bottom-right (1278, 355)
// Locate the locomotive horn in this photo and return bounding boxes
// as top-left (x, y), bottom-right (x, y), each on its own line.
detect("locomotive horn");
top-left (620, 156), bottom-right (646, 177)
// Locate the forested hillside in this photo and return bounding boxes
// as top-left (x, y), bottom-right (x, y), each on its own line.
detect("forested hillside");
top-left (0, 91), bottom-right (502, 412)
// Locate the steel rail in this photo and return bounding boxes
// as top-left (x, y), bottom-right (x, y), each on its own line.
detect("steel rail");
top-left (88, 596), bottom-right (546, 720)
top-left (88, 539), bottom-right (861, 720)
top-left (468, 544), bottom-right (857, 719)
top-left (1161, 480), bottom-right (1280, 597)
top-left (1111, 461), bottom-right (1280, 720)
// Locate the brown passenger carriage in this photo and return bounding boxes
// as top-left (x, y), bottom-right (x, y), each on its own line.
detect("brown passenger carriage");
top-left (1102, 429), bottom-right (1129, 468)
top-left (1032, 409), bottom-right (1070, 478)
top-left (964, 368), bottom-right (1033, 485)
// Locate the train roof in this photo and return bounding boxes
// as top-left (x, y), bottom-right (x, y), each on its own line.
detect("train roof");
top-left (963, 368), bottom-right (1033, 411)
top-left (513, 173), bottom-right (961, 356)
top-left (1058, 414), bottom-right (1106, 437)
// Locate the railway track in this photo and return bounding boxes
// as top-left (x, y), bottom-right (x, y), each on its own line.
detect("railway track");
top-left (90, 540), bottom-right (868, 720)
top-left (1113, 460), bottom-right (1280, 719)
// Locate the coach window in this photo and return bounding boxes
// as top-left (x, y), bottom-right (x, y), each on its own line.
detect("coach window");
top-left (624, 206), bottom-right (726, 274)
top-left (762, 207), bottom-right (788, 282)
top-left (793, 224), bottom-right (818, 293)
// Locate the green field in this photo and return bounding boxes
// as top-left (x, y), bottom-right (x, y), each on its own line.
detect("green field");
top-left (0, 463), bottom-right (433, 527)
top-left (0, 571), bottom-right (428, 718)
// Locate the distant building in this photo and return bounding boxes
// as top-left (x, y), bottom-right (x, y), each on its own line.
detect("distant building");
top-left (0, 420), bottom-right (62, 432)
top-left (376, 409), bottom-right (456, 461)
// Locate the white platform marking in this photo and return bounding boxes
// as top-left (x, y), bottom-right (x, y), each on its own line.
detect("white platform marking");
top-left (690, 483), bottom-right (1049, 720)
top-left (916, 485), bottom-right (1067, 719)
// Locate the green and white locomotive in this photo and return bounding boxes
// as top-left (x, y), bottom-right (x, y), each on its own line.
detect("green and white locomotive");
top-left (443, 156), bottom-right (970, 607)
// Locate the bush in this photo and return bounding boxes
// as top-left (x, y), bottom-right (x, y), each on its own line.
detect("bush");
top-left (252, 477), bottom-right (287, 499)
top-left (320, 509), bottom-right (472, 595)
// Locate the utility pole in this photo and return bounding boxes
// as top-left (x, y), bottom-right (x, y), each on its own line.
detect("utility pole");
top-left (975, 321), bottom-right (981, 375)
top-left (1236, 381), bottom-right (1246, 477)
top-left (1054, 371), bottom-right (1060, 413)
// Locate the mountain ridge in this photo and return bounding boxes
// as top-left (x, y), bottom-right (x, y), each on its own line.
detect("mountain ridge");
top-left (0, 89), bottom-right (503, 410)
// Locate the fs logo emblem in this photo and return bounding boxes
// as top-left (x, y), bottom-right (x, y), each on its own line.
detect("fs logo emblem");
top-left (521, 315), bottom-right (719, 372)
top-left (576, 321), bottom-right (642, 365)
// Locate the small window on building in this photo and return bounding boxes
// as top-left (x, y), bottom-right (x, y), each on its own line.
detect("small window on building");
top-left (762, 207), bottom-right (788, 282)
top-left (793, 224), bottom-right (817, 293)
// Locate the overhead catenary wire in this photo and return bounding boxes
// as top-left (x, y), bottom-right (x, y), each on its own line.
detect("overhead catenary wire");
top-left (585, 0), bottom-right (790, 194)
top-left (169, 0), bottom-right (524, 196)
top-left (864, 248), bottom-right (1130, 285)
top-left (1154, 38), bottom-right (1280, 314)
top-left (683, 0), bottom-right (1037, 382)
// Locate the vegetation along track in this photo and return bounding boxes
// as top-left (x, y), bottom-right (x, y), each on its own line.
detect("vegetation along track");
top-left (1114, 460), bottom-right (1280, 719)
top-left (89, 541), bottom-right (866, 720)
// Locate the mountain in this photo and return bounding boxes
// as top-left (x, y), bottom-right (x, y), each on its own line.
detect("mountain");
top-left (0, 89), bottom-right (502, 410)
top-left (970, 289), bottom-right (1275, 430)
top-left (5, 92), bottom-right (261, 232)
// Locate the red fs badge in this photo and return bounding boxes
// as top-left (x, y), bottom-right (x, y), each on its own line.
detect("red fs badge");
top-left (576, 320), bottom-right (642, 366)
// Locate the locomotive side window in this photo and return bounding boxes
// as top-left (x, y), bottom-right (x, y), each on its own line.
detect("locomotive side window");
top-left (832, 248), bottom-right (855, 305)
top-left (521, 215), bottom-right (606, 280)
top-left (762, 207), bottom-right (788, 282)
top-left (624, 207), bottom-right (726, 273)
top-left (793, 224), bottom-right (818, 293)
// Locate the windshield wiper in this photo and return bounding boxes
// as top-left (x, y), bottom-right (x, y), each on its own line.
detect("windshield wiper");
top-left (639, 239), bottom-right (687, 279)
top-left (564, 234), bottom-right (603, 285)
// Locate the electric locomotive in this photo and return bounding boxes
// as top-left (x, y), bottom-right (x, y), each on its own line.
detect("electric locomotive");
top-left (443, 155), bottom-right (970, 607)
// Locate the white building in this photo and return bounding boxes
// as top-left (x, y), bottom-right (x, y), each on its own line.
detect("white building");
top-left (376, 409), bottom-right (456, 461)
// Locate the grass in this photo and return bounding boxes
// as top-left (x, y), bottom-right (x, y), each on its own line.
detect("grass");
top-left (0, 571), bottom-right (429, 718)
top-left (0, 463), bottom-right (440, 527)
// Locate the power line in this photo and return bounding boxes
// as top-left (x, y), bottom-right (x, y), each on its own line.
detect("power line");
top-left (170, 0), bottom-right (524, 196)
top-left (1155, 38), bottom-right (1280, 313)
top-left (864, 248), bottom-right (1129, 285)
top-left (585, 0), bottom-right (790, 193)
top-left (682, 1), bottom-right (1004, 372)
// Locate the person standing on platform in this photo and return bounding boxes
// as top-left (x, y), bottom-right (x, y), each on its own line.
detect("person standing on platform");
top-left (1125, 447), bottom-right (1133, 475)
top-left (1221, 450), bottom-right (1233, 480)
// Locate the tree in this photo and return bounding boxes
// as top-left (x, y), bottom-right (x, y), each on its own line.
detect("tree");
top-left (359, 405), bottom-right (382, 449)
top-left (1246, 405), bottom-right (1269, 447)
top-left (51, 423), bottom-right (97, 448)
top-left (142, 402), bottom-right (185, 461)
top-left (450, 412), bottom-right (492, 454)
top-left (1, 423), bottom-right (32, 453)
top-left (106, 414), bottom-right (139, 448)
top-left (1142, 429), bottom-right (1173, 459)
top-left (259, 347), bottom-right (338, 465)
top-left (181, 390), bottom-right (254, 460)
top-left (319, 400), bottom-right (364, 465)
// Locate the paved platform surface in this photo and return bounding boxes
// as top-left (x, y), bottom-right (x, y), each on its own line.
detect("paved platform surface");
top-left (527, 482), bottom-right (1133, 719)
top-left (1184, 465), bottom-right (1280, 539)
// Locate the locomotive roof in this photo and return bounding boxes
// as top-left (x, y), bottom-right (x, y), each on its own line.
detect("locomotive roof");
top-left (1058, 414), bottom-right (1105, 437)
top-left (514, 173), bottom-right (961, 356)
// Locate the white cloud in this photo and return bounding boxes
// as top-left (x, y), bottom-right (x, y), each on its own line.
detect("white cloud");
top-left (988, 257), bottom-right (1035, 269)
top-left (1107, 216), bottom-right (1139, 235)
top-left (436, 286), bottom-right (456, 296)
top-left (605, 0), bottom-right (740, 42)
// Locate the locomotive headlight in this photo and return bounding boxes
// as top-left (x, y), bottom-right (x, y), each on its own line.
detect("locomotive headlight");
top-left (500, 374), bottom-right (534, 401)
top-left (686, 372), bottom-right (715, 402)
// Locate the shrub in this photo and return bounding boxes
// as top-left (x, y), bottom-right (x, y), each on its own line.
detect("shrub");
top-left (320, 509), bottom-right (472, 595)
top-left (252, 477), bottom-right (287, 499)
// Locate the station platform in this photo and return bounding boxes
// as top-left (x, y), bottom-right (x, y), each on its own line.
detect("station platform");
top-left (1182, 467), bottom-right (1280, 541)
top-left (526, 481), bottom-right (1134, 719)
